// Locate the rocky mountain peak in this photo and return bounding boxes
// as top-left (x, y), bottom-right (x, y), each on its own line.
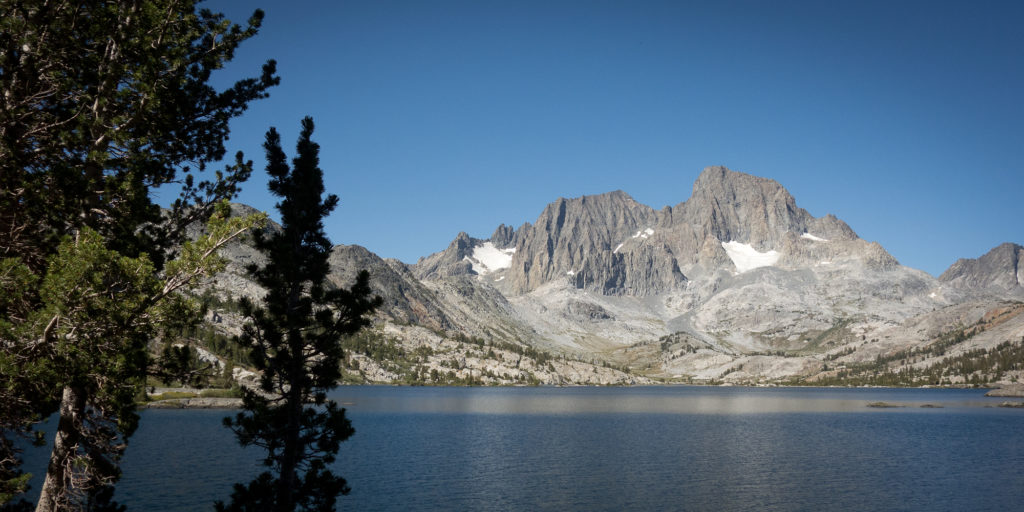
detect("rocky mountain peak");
top-left (412, 231), bottom-right (477, 279)
top-left (506, 190), bottom-right (663, 294)
top-left (535, 190), bottom-right (649, 232)
top-left (414, 166), bottom-right (898, 296)
top-left (328, 244), bottom-right (452, 330)
top-left (940, 242), bottom-right (1024, 293)
top-left (690, 165), bottom-right (784, 197)
top-left (681, 166), bottom-right (809, 250)
top-left (490, 224), bottom-right (517, 248)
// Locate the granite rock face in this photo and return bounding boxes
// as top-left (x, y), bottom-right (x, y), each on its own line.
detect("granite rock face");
top-left (328, 244), bottom-right (454, 331)
top-left (679, 166), bottom-right (857, 251)
top-left (940, 242), bottom-right (1024, 295)
top-left (416, 166), bottom-right (899, 297)
top-left (197, 166), bottom-right (1022, 383)
top-left (412, 231), bottom-right (477, 280)
top-left (508, 190), bottom-right (667, 295)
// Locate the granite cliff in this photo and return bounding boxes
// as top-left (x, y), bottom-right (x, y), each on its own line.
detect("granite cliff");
top-left (940, 242), bottom-right (1024, 295)
top-left (194, 167), bottom-right (1024, 386)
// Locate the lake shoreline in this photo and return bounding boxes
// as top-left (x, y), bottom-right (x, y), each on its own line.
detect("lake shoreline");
top-left (335, 381), bottom-right (1009, 392)
top-left (143, 397), bottom-right (243, 409)
top-left (22, 386), bottom-right (1023, 511)
top-left (138, 381), bottom-right (1023, 410)
top-left (983, 382), bottom-right (1024, 397)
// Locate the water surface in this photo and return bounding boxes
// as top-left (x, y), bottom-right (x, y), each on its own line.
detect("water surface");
top-left (21, 386), bottom-right (1024, 511)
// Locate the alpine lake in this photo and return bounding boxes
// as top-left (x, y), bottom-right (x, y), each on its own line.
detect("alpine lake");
top-left (19, 386), bottom-right (1024, 511)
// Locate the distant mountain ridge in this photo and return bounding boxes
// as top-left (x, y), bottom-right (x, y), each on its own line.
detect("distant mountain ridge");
top-left (201, 166), bottom-right (1024, 386)
top-left (415, 166), bottom-right (898, 297)
top-left (940, 242), bottom-right (1024, 292)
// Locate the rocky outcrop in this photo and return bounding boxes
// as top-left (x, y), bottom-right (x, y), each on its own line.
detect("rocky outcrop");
top-left (507, 190), bottom-right (664, 294)
top-left (412, 231), bottom-right (477, 280)
top-left (679, 166), bottom-right (856, 250)
top-left (328, 245), bottom-right (453, 330)
top-left (489, 223), bottom-right (524, 249)
top-left (985, 383), bottom-right (1024, 397)
top-left (940, 242), bottom-right (1024, 293)
top-left (144, 397), bottom-right (243, 409)
top-left (565, 300), bottom-right (613, 321)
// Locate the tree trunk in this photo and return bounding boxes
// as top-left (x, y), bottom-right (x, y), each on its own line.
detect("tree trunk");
top-left (277, 329), bottom-right (304, 512)
top-left (35, 385), bottom-right (85, 512)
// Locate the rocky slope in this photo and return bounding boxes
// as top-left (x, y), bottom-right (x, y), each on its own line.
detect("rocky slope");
top-left (194, 166), bottom-right (1023, 386)
top-left (940, 242), bottom-right (1024, 296)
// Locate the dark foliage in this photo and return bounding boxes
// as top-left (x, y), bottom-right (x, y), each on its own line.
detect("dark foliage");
top-left (218, 118), bottom-right (381, 512)
top-left (0, 1), bottom-right (277, 509)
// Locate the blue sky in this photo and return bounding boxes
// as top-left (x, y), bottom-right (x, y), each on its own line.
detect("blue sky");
top-left (196, 0), bottom-right (1022, 277)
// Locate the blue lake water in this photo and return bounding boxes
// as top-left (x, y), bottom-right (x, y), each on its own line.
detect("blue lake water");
top-left (18, 386), bottom-right (1024, 511)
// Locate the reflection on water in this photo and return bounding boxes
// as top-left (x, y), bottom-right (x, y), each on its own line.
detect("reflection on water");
top-left (326, 387), bottom-right (1023, 512)
top-left (331, 385), bottom-right (1005, 415)
top-left (18, 386), bottom-right (1022, 512)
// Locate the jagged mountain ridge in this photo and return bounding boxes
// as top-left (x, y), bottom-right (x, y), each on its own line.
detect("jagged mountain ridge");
top-left (416, 166), bottom-right (898, 297)
top-left (940, 242), bottom-right (1024, 294)
top-left (401, 166), bottom-right (1021, 381)
top-left (201, 166), bottom-right (1023, 384)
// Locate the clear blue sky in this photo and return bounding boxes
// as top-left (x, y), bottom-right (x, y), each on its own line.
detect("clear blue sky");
top-left (195, 0), bottom-right (1022, 277)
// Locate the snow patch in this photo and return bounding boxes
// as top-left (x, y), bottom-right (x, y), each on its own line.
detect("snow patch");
top-left (801, 233), bottom-right (828, 242)
top-left (463, 242), bottom-right (515, 275)
top-left (566, 270), bottom-right (575, 276)
top-left (818, 261), bottom-right (832, 266)
top-left (929, 292), bottom-right (937, 298)
top-left (632, 228), bottom-right (655, 239)
top-left (721, 241), bottom-right (780, 273)
top-left (617, 229), bottom-right (655, 253)
top-left (495, 276), bottom-right (505, 282)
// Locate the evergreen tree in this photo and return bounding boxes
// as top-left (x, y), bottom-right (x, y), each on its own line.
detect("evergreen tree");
top-left (158, 344), bottom-right (215, 389)
top-left (218, 118), bottom-right (381, 512)
top-left (0, 1), bottom-right (277, 509)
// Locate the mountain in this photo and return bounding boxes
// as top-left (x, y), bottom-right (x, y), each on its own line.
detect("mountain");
top-left (414, 167), bottom-right (935, 355)
top-left (196, 166), bottom-right (1024, 387)
top-left (419, 167), bottom-right (899, 297)
top-left (940, 242), bottom-right (1024, 295)
top-left (327, 245), bottom-right (452, 331)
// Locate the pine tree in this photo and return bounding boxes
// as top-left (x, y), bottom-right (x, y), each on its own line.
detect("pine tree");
top-left (218, 118), bottom-right (381, 512)
top-left (0, 1), bottom-right (277, 509)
